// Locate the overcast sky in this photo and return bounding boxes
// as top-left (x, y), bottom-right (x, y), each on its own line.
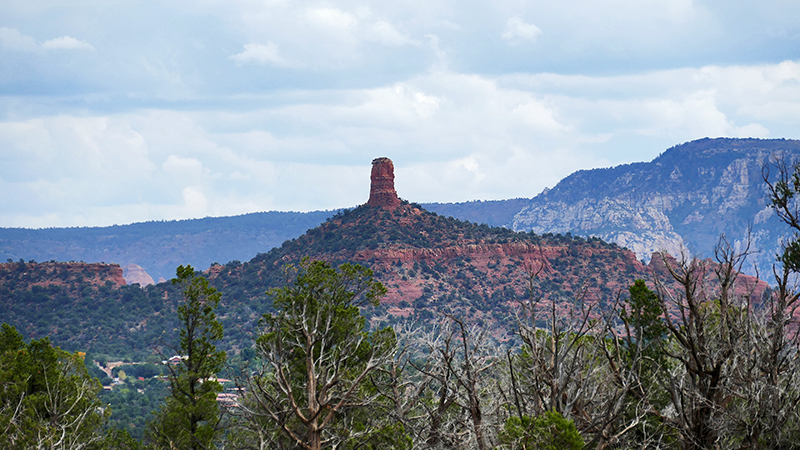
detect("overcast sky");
top-left (1, 0), bottom-right (799, 228)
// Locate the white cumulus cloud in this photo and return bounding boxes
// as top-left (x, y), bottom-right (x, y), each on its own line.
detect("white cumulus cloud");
top-left (181, 186), bottom-right (209, 218)
top-left (306, 7), bottom-right (358, 31)
top-left (0, 28), bottom-right (93, 52)
top-left (162, 155), bottom-right (204, 183)
top-left (230, 42), bottom-right (292, 67)
top-left (41, 36), bottom-right (94, 50)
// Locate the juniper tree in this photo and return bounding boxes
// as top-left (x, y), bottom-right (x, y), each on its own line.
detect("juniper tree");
top-left (147, 265), bottom-right (225, 450)
top-left (236, 259), bottom-right (401, 450)
top-left (0, 324), bottom-right (107, 450)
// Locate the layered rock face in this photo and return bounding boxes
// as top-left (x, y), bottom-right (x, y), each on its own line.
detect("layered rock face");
top-left (511, 138), bottom-right (800, 276)
top-left (367, 157), bottom-right (401, 209)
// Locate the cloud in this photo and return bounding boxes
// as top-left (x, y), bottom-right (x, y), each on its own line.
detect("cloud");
top-left (391, 84), bottom-right (441, 119)
top-left (0, 27), bottom-right (39, 52)
top-left (162, 155), bottom-right (204, 183)
top-left (502, 17), bottom-right (542, 45)
top-left (3, 0), bottom-right (800, 228)
top-left (365, 21), bottom-right (416, 46)
top-left (306, 7), bottom-right (358, 31)
top-left (1, 60), bottom-right (798, 228)
top-left (41, 36), bottom-right (94, 50)
top-left (227, 4), bottom-right (426, 69)
top-left (0, 27), bottom-right (93, 52)
top-left (0, 115), bottom-right (158, 224)
top-left (20, 61), bottom-right (800, 222)
top-left (513, 101), bottom-right (569, 133)
top-left (181, 186), bottom-right (209, 217)
top-left (230, 42), bottom-right (292, 67)
top-left (732, 122), bottom-right (770, 137)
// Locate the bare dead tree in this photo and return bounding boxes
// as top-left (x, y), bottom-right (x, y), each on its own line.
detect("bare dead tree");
top-left (447, 315), bottom-right (498, 450)
top-left (364, 322), bottom-right (433, 446)
top-left (648, 237), bottom-right (756, 450)
top-left (515, 274), bottom-right (602, 421)
top-left (510, 242), bottom-right (682, 449)
top-left (406, 315), bottom-right (503, 450)
top-left (405, 320), bottom-right (462, 450)
top-left (584, 290), bottom-right (670, 450)
top-left (717, 262), bottom-right (800, 449)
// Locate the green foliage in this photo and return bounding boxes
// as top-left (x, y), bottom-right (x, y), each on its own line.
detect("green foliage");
top-left (343, 422), bottom-right (413, 450)
top-left (146, 265), bottom-right (225, 450)
top-left (111, 363), bottom-right (164, 379)
top-left (92, 428), bottom-right (143, 450)
top-left (99, 377), bottom-right (169, 440)
top-left (0, 323), bottom-right (107, 449)
top-left (247, 259), bottom-right (399, 450)
top-left (618, 280), bottom-right (673, 439)
top-left (0, 262), bottom-right (182, 360)
top-left (499, 411), bottom-right (584, 450)
top-left (621, 280), bottom-right (668, 350)
top-left (767, 158), bottom-right (800, 272)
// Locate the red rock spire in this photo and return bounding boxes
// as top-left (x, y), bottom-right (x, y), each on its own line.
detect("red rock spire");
top-left (367, 157), bottom-right (401, 209)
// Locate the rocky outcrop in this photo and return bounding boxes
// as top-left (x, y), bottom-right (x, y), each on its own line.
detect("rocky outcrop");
top-left (367, 157), bottom-right (401, 209)
top-left (511, 138), bottom-right (800, 276)
top-left (122, 263), bottom-right (155, 286)
top-left (513, 197), bottom-right (686, 260)
top-left (0, 261), bottom-right (126, 288)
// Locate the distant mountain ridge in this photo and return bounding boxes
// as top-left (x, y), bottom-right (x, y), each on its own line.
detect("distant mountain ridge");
top-left (511, 138), bottom-right (800, 276)
top-left (0, 210), bottom-right (337, 282)
top-left (1, 138), bottom-right (797, 281)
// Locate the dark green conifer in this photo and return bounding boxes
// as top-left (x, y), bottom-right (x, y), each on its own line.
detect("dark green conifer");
top-left (147, 265), bottom-right (225, 450)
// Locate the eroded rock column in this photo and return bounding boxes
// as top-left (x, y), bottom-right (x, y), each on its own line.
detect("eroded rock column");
top-left (367, 157), bottom-right (401, 209)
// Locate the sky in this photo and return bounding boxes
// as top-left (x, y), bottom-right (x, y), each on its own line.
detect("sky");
top-left (1, 1), bottom-right (800, 229)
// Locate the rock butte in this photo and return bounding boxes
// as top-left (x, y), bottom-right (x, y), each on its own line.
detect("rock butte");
top-left (122, 263), bottom-right (155, 286)
top-left (367, 157), bottom-right (401, 209)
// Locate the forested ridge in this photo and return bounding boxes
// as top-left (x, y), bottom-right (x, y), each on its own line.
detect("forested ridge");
top-left (1, 200), bottom-right (654, 360)
top-left (0, 210), bottom-right (338, 282)
top-left (2, 237), bottom-right (798, 449)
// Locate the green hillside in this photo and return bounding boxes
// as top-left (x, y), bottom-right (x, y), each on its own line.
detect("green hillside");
top-left (1, 201), bottom-right (649, 360)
